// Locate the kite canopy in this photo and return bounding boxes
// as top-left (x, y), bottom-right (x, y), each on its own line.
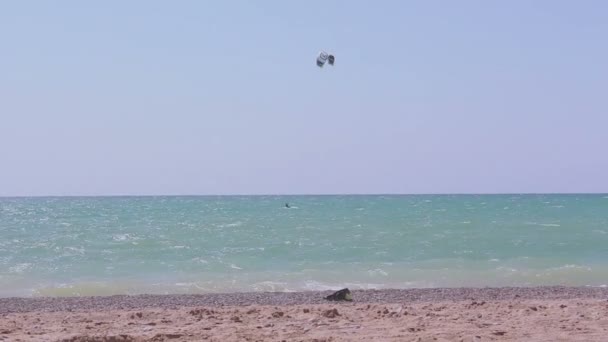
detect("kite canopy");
top-left (316, 51), bottom-right (335, 68)
top-left (316, 51), bottom-right (328, 67)
top-left (328, 54), bottom-right (335, 65)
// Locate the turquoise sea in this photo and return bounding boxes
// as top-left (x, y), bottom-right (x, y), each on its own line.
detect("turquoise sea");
top-left (1, 195), bottom-right (608, 297)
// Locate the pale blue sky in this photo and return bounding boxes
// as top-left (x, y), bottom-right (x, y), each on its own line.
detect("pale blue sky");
top-left (1, 1), bottom-right (607, 196)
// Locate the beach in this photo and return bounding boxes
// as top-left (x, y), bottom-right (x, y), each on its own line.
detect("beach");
top-left (2, 287), bottom-right (608, 341)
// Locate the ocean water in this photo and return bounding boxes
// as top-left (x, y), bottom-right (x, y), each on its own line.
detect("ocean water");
top-left (1, 195), bottom-right (607, 297)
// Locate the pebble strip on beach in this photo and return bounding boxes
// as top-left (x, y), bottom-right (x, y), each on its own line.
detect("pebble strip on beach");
top-left (2, 286), bottom-right (608, 314)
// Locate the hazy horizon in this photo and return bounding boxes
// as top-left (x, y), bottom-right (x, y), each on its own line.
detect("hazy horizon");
top-left (1, 192), bottom-right (607, 198)
top-left (2, 1), bottom-right (607, 196)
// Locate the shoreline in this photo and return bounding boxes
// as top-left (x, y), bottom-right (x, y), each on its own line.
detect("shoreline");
top-left (3, 286), bottom-right (608, 314)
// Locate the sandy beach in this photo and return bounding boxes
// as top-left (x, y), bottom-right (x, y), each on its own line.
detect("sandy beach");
top-left (2, 287), bottom-right (608, 341)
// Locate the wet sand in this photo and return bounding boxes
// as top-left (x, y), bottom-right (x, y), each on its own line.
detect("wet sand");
top-left (2, 287), bottom-right (608, 341)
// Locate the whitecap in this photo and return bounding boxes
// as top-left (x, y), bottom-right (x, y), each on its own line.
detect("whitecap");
top-left (368, 269), bottom-right (389, 276)
top-left (555, 264), bottom-right (591, 271)
top-left (63, 246), bottom-right (85, 255)
top-left (175, 282), bottom-right (194, 287)
top-left (541, 264), bottom-right (592, 274)
top-left (525, 222), bottom-right (560, 227)
top-left (112, 234), bottom-right (133, 242)
top-left (9, 263), bottom-right (32, 274)
top-left (230, 264), bottom-right (242, 270)
top-left (192, 258), bottom-right (208, 264)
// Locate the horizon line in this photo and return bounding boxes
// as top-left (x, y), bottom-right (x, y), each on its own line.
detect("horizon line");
top-left (1, 192), bottom-right (607, 198)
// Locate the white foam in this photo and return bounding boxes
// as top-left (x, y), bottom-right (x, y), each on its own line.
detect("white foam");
top-left (252, 281), bottom-right (291, 292)
top-left (192, 257), bottom-right (208, 264)
top-left (9, 263), bottom-right (32, 274)
top-left (112, 234), bottom-right (135, 242)
top-left (230, 264), bottom-right (242, 270)
top-left (549, 264), bottom-right (592, 271)
top-left (63, 246), bottom-right (85, 256)
top-left (525, 222), bottom-right (561, 227)
top-left (303, 281), bottom-right (341, 291)
top-left (368, 268), bottom-right (389, 276)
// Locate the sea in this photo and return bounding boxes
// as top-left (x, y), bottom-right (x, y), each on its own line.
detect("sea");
top-left (1, 195), bottom-right (607, 297)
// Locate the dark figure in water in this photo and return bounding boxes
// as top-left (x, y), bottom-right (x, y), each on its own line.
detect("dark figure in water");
top-left (285, 203), bottom-right (290, 208)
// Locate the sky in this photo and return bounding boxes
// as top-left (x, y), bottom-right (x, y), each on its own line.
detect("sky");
top-left (1, 1), bottom-right (607, 196)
